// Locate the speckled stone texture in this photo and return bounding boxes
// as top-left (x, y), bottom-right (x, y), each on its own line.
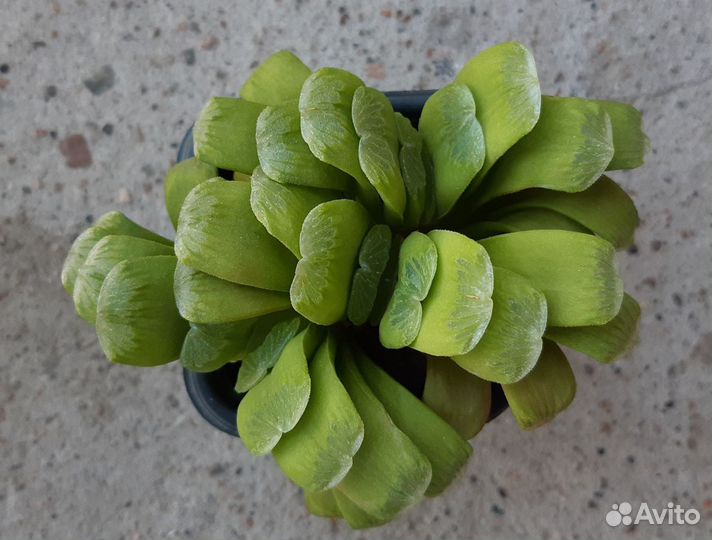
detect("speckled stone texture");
top-left (1, 0), bottom-right (711, 538)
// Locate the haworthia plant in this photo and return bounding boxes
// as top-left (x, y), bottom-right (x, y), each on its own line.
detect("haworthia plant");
top-left (485, 175), bottom-right (639, 249)
top-left (95, 255), bottom-right (188, 366)
top-left (61, 211), bottom-right (171, 295)
top-left (422, 357), bottom-right (491, 440)
top-left (193, 97), bottom-right (265, 173)
top-left (333, 490), bottom-right (389, 529)
top-left (164, 158), bottom-right (218, 229)
top-left (419, 83), bottom-right (484, 217)
top-left (304, 490), bottom-right (342, 519)
top-left (255, 101), bottom-right (352, 190)
top-left (347, 224), bottom-right (393, 326)
top-left (452, 267), bottom-right (547, 384)
top-left (299, 68), bottom-right (379, 210)
top-left (73, 235), bottom-right (174, 324)
top-left (502, 340), bottom-right (577, 429)
top-left (462, 207), bottom-right (591, 239)
top-left (62, 42), bottom-right (648, 529)
top-left (179, 319), bottom-right (259, 373)
top-left (235, 315), bottom-right (305, 392)
top-left (240, 50), bottom-right (312, 106)
top-left (290, 199), bottom-right (370, 325)
top-left (368, 237), bottom-right (401, 326)
top-left (411, 230), bottom-right (494, 356)
top-left (473, 96), bottom-right (614, 205)
top-left (356, 351), bottom-right (472, 497)
top-left (394, 112), bottom-right (427, 226)
top-left (175, 179), bottom-right (297, 291)
top-left (455, 41), bottom-right (541, 179)
top-left (379, 231), bottom-right (438, 349)
top-left (174, 263), bottom-right (291, 324)
top-left (333, 347), bottom-right (432, 526)
top-left (352, 86), bottom-right (407, 223)
top-left (480, 230), bottom-right (623, 327)
top-left (273, 334), bottom-right (364, 491)
top-left (594, 99), bottom-right (650, 170)
top-left (545, 293), bottom-right (641, 363)
top-left (237, 325), bottom-right (323, 455)
top-left (250, 166), bottom-right (339, 257)
top-left (420, 145), bottom-right (438, 225)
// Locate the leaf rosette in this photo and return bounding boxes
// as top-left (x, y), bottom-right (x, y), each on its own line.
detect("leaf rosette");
top-left (62, 44), bottom-right (648, 529)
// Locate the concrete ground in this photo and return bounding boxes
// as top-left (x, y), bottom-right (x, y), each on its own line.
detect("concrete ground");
top-left (1, 0), bottom-right (711, 538)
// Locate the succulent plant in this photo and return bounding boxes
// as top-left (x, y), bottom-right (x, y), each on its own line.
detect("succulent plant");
top-left (61, 43), bottom-right (648, 528)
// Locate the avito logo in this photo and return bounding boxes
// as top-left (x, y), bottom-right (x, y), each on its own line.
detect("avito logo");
top-left (606, 501), bottom-right (701, 527)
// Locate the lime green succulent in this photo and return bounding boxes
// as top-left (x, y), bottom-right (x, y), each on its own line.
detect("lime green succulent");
top-left (61, 43), bottom-right (648, 528)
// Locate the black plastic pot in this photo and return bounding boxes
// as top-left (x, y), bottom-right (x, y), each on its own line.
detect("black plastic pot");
top-left (179, 90), bottom-right (509, 437)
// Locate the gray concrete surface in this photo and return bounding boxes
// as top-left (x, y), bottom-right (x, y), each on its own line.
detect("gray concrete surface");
top-left (1, 0), bottom-right (711, 538)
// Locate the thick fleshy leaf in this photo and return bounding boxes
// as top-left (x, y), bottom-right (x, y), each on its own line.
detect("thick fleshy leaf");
top-left (462, 208), bottom-right (590, 240)
top-left (255, 101), bottom-right (352, 190)
top-left (305, 490), bottom-right (342, 519)
top-left (473, 96), bottom-right (614, 205)
top-left (250, 166), bottom-right (339, 257)
top-left (488, 176), bottom-right (639, 249)
top-left (352, 86), bottom-right (407, 223)
top-left (379, 290), bottom-right (421, 348)
top-left (240, 50), bottom-right (312, 106)
top-left (420, 144), bottom-right (438, 225)
top-left (193, 97), bottom-right (265, 173)
top-left (240, 311), bottom-right (295, 354)
top-left (237, 326), bottom-right (322, 455)
top-left (460, 220), bottom-right (518, 239)
top-left (333, 491), bottom-right (388, 529)
top-left (333, 347), bottom-right (432, 523)
top-left (496, 209), bottom-right (589, 233)
top-left (61, 211), bottom-right (171, 295)
top-left (419, 83), bottom-right (484, 217)
top-left (502, 340), bottom-right (576, 429)
top-left (175, 179), bottom-right (297, 291)
top-left (368, 239), bottom-right (400, 326)
top-left (452, 267), bottom-right (547, 384)
top-left (290, 199), bottom-right (370, 325)
top-left (356, 352), bottom-right (472, 497)
top-left (411, 230), bottom-right (494, 357)
top-left (379, 232), bottom-right (437, 349)
top-left (455, 41), bottom-right (541, 179)
top-left (164, 158), bottom-right (217, 229)
top-left (394, 112), bottom-right (427, 226)
top-left (235, 315), bottom-right (305, 392)
top-left (73, 235), bottom-right (173, 324)
top-left (180, 319), bottom-right (259, 373)
top-left (545, 293), bottom-right (641, 363)
top-left (273, 334), bottom-right (364, 491)
top-left (422, 357), bottom-right (491, 440)
top-left (480, 230), bottom-right (623, 327)
top-left (347, 224), bottom-right (392, 326)
top-left (299, 68), bottom-right (379, 209)
top-left (96, 255), bottom-right (188, 366)
top-left (594, 99), bottom-right (649, 170)
top-left (174, 263), bottom-right (291, 324)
